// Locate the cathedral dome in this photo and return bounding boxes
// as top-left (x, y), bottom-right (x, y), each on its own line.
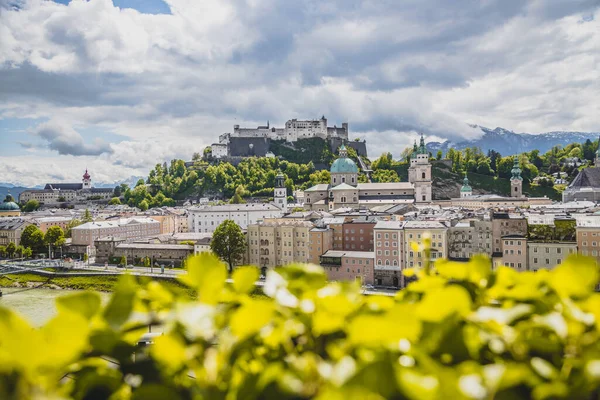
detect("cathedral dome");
top-left (0, 201), bottom-right (20, 211)
top-left (330, 157), bottom-right (358, 174)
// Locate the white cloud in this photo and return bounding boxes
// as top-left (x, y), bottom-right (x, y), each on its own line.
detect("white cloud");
top-left (0, 0), bottom-right (599, 184)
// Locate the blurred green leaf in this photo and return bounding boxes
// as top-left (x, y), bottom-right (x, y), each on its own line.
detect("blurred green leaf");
top-left (233, 266), bottom-right (259, 294)
top-left (56, 291), bottom-right (101, 320)
top-left (178, 252), bottom-right (227, 304)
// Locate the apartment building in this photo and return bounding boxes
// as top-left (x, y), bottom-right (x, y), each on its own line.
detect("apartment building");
top-left (576, 215), bottom-right (600, 265)
top-left (528, 242), bottom-right (577, 271)
top-left (247, 219), bottom-right (312, 271)
top-left (35, 216), bottom-right (73, 234)
top-left (323, 217), bottom-right (345, 250)
top-left (319, 250), bottom-right (375, 285)
top-left (492, 213), bottom-right (527, 255)
top-left (308, 227), bottom-right (334, 264)
top-left (341, 217), bottom-right (378, 251)
top-left (404, 220), bottom-right (447, 269)
top-left (373, 221), bottom-right (405, 287)
top-left (71, 217), bottom-right (161, 247)
top-left (500, 235), bottom-right (527, 271)
top-left (448, 219), bottom-right (493, 260)
top-left (188, 204), bottom-right (282, 233)
top-left (0, 218), bottom-right (33, 246)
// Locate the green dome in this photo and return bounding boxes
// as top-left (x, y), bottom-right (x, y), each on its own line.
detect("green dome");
top-left (0, 201), bottom-right (20, 211)
top-left (460, 174), bottom-right (472, 192)
top-left (330, 157), bottom-right (358, 174)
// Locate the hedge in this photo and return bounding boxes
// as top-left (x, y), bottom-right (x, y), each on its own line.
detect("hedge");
top-left (1, 248), bottom-right (599, 399)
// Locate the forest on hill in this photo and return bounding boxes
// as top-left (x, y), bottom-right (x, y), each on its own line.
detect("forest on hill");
top-left (117, 138), bottom-right (596, 209)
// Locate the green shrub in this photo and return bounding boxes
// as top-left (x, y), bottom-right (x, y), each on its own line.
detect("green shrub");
top-left (1, 252), bottom-right (600, 399)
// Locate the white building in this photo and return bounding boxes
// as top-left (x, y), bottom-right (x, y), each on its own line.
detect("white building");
top-left (210, 143), bottom-right (228, 158)
top-left (188, 203), bottom-right (283, 233)
top-left (19, 169), bottom-right (113, 205)
top-left (71, 217), bottom-right (161, 247)
top-left (225, 116), bottom-right (348, 144)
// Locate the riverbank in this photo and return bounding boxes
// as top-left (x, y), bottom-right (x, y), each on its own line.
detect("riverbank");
top-left (0, 272), bottom-right (189, 293)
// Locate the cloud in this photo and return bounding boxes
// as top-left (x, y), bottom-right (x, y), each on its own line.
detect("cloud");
top-left (32, 119), bottom-right (113, 156)
top-left (0, 0), bottom-right (599, 185)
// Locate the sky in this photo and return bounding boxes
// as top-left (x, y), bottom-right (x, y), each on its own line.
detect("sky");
top-left (0, 0), bottom-right (599, 187)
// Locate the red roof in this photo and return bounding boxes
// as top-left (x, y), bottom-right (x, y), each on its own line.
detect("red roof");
top-left (83, 169), bottom-right (90, 180)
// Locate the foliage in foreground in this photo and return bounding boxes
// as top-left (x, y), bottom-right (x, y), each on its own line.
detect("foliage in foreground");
top-left (1, 253), bottom-right (600, 399)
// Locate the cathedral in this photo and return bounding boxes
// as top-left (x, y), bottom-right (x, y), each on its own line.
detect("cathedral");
top-left (304, 137), bottom-right (432, 211)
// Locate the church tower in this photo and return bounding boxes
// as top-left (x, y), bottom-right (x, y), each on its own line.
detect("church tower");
top-left (460, 172), bottom-right (472, 197)
top-left (274, 170), bottom-right (287, 213)
top-left (82, 169), bottom-right (92, 190)
top-left (408, 134), bottom-right (432, 203)
top-left (510, 156), bottom-right (523, 198)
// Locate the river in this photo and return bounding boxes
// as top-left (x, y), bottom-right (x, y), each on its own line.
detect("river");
top-left (0, 288), bottom-right (111, 327)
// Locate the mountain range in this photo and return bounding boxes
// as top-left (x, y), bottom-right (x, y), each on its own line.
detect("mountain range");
top-left (426, 126), bottom-right (600, 155)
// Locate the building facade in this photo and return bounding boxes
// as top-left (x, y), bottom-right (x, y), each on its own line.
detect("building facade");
top-left (528, 242), bottom-right (577, 271)
top-left (71, 217), bottom-right (161, 247)
top-left (373, 221), bottom-right (405, 287)
top-left (309, 227), bottom-right (334, 264)
top-left (319, 250), bottom-right (375, 285)
top-left (19, 170), bottom-right (113, 205)
top-left (247, 219), bottom-right (312, 271)
top-left (404, 221), bottom-right (447, 269)
top-left (448, 219), bottom-right (493, 261)
top-left (188, 203), bottom-right (283, 233)
top-left (500, 235), bottom-right (527, 271)
top-left (0, 218), bottom-right (32, 246)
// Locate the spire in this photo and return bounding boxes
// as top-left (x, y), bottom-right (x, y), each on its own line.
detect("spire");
top-left (511, 155), bottom-right (522, 181)
top-left (460, 171), bottom-right (472, 193)
top-left (339, 144), bottom-right (348, 158)
top-left (418, 133), bottom-right (427, 154)
top-left (411, 140), bottom-right (418, 158)
top-left (83, 169), bottom-right (90, 180)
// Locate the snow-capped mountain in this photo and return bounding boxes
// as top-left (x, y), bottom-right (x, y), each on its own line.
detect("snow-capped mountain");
top-left (427, 126), bottom-right (600, 155)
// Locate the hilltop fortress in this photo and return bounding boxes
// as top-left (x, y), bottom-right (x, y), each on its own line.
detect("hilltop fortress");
top-left (211, 116), bottom-right (355, 159)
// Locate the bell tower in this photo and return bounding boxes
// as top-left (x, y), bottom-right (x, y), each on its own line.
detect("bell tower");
top-left (408, 134), bottom-right (432, 203)
top-left (510, 156), bottom-right (523, 198)
top-left (82, 169), bottom-right (91, 190)
top-left (274, 170), bottom-right (287, 213)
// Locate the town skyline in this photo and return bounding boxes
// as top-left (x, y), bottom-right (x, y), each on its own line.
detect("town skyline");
top-left (1, 0), bottom-right (599, 185)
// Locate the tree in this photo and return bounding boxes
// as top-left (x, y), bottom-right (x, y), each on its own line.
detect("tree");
top-left (82, 209), bottom-right (93, 223)
top-left (229, 185), bottom-right (246, 204)
top-left (15, 245), bottom-right (24, 258)
top-left (108, 197), bottom-right (121, 205)
top-left (210, 220), bottom-right (247, 273)
top-left (139, 199), bottom-right (149, 211)
top-left (45, 226), bottom-right (65, 247)
top-left (22, 247), bottom-right (32, 259)
top-left (436, 150), bottom-right (443, 160)
top-left (65, 219), bottom-right (82, 238)
top-left (22, 199), bottom-right (40, 212)
top-left (0, 245), bottom-right (5, 258)
top-left (45, 226), bottom-right (65, 257)
top-left (119, 255), bottom-right (126, 266)
top-left (83, 253), bottom-right (88, 262)
top-left (113, 185), bottom-right (122, 198)
top-left (144, 257), bottom-right (151, 268)
top-left (6, 242), bottom-right (16, 258)
top-left (20, 225), bottom-right (44, 254)
top-left (58, 196), bottom-right (66, 203)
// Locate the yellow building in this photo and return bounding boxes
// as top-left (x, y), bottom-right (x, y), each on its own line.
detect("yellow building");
top-left (247, 219), bottom-right (312, 273)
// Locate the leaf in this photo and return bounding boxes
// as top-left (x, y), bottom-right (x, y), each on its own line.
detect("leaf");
top-left (548, 255), bottom-right (599, 298)
top-left (230, 299), bottom-right (274, 339)
top-left (348, 304), bottom-right (421, 346)
top-left (178, 253), bottom-right (227, 304)
top-left (103, 274), bottom-right (137, 330)
top-left (151, 335), bottom-right (187, 373)
top-left (233, 266), bottom-right (259, 294)
top-left (56, 291), bottom-right (102, 320)
top-left (417, 285), bottom-right (472, 322)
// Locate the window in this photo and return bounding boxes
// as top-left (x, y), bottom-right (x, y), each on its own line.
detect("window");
top-left (557, 248), bottom-right (562, 254)
top-left (534, 258), bottom-right (538, 263)
top-left (377, 233), bottom-right (381, 239)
